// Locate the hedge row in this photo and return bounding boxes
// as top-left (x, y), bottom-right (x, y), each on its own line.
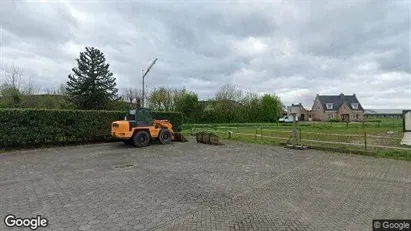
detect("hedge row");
top-left (0, 109), bottom-right (183, 148)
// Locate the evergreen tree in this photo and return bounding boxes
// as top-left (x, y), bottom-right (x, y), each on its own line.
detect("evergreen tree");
top-left (66, 47), bottom-right (119, 110)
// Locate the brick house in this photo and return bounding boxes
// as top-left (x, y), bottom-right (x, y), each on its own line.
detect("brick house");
top-left (286, 103), bottom-right (310, 121)
top-left (310, 93), bottom-right (364, 122)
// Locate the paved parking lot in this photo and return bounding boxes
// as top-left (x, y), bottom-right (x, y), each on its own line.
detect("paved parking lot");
top-left (1, 140), bottom-right (411, 231)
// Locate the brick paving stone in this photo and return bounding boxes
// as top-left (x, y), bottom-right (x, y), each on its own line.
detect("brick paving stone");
top-left (0, 140), bottom-right (410, 231)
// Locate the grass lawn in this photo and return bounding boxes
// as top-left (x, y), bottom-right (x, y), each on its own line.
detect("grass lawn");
top-left (182, 118), bottom-right (411, 161)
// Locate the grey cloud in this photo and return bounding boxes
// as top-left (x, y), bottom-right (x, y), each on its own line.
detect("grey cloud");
top-left (376, 48), bottom-right (410, 73)
top-left (295, 1), bottom-right (408, 64)
top-left (2, 1), bottom-right (77, 44)
top-left (0, 0), bottom-right (410, 108)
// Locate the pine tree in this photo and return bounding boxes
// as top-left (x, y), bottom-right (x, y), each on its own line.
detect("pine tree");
top-left (66, 47), bottom-right (119, 110)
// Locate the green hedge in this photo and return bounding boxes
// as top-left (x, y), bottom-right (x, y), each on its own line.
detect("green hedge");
top-left (0, 109), bottom-right (183, 148)
top-left (365, 119), bottom-right (382, 123)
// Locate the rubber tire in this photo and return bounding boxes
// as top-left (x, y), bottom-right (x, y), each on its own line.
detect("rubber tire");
top-left (132, 130), bottom-right (150, 148)
top-left (122, 139), bottom-right (132, 145)
top-left (158, 129), bottom-right (172, 144)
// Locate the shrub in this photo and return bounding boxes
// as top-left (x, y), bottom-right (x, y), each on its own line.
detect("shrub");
top-left (329, 118), bottom-right (341, 122)
top-left (365, 119), bottom-right (382, 123)
top-left (0, 108), bottom-right (183, 148)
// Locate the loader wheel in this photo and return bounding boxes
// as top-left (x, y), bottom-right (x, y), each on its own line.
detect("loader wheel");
top-left (159, 129), bottom-right (172, 144)
top-left (132, 130), bottom-right (150, 148)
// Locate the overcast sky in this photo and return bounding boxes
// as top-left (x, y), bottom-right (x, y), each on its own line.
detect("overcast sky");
top-left (0, 0), bottom-right (410, 109)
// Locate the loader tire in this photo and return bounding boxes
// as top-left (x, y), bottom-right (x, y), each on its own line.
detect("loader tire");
top-left (159, 129), bottom-right (172, 144)
top-left (132, 130), bottom-right (150, 148)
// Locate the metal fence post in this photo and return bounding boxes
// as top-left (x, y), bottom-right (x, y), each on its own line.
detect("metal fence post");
top-left (346, 121), bottom-right (349, 128)
top-left (364, 132), bottom-right (367, 151)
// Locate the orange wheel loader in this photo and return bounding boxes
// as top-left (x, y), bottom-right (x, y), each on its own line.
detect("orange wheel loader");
top-left (111, 107), bottom-right (187, 148)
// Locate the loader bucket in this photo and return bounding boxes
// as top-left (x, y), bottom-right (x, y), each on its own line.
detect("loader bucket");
top-left (173, 132), bottom-right (188, 142)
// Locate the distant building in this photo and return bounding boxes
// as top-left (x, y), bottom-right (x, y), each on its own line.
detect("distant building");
top-left (310, 93), bottom-right (364, 122)
top-left (364, 109), bottom-right (403, 119)
top-left (286, 103), bottom-right (310, 121)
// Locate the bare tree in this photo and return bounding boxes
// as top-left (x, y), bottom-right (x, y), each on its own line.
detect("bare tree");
top-left (169, 88), bottom-right (185, 111)
top-left (215, 83), bottom-right (242, 101)
top-left (22, 75), bottom-right (38, 95)
top-left (148, 87), bottom-right (159, 110)
top-left (120, 87), bottom-right (143, 108)
top-left (148, 87), bottom-right (184, 111)
top-left (122, 87), bottom-right (142, 103)
top-left (58, 83), bottom-right (67, 95)
top-left (0, 63), bottom-right (23, 89)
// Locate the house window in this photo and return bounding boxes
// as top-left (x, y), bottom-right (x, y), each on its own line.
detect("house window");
top-left (328, 114), bottom-right (334, 119)
top-left (356, 114), bottom-right (359, 119)
top-left (326, 103), bottom-right (333, 110)
top-left (351, 103), bottom-right (359, 109)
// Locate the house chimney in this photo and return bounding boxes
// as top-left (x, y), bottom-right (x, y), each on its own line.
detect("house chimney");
top-left (353, 93), bottom-right (356, 97)
top-left (340, 93), bottom-right (344, 98)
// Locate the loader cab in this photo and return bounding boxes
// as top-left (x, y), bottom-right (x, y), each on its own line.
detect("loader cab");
top-left (127, 108), bottom-right (153, 126)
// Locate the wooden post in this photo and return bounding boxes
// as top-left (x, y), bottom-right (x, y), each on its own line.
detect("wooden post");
top-left (346, 121), bottom-right (349, 128)
top-left (292, 113), bottom-right (297, 145)
top-left (364, 132), bottom-right (367, 151)
top-left (260, 127), bottom-right (263, 140)
top-left (299, 128), bottom-right (302, 144)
